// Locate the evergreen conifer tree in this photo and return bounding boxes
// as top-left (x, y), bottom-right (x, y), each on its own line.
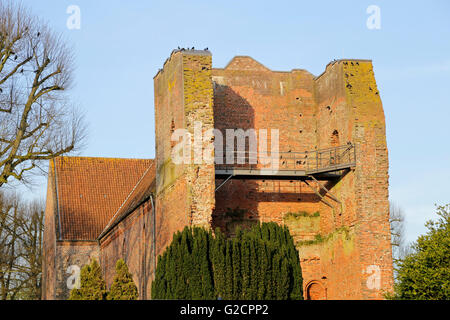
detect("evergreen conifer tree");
top-left (107, 259), bottom-right (138, 300)
top-left (232, 234), bottom-right (241, 299)
top-left (224, 238), bottom-right (234, 299)
top-left (211, 228), bottom-right (226, 299)
top-left (68, 259), bottom-right (107, 300)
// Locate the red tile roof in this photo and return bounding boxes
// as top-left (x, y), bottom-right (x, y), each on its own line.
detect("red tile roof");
top-left (51, 157), bottom-right (154, 240)
top-left (98, 162), bottom-right (156, 240)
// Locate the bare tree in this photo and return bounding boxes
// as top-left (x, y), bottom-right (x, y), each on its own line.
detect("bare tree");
top-left (0, 1), bottom-right (86, 187)
top-left (0, 191), bottom-right (43, 300)
top-left (389, 201), bottom-right (412, 280)
top-left (13, 199), bottom-right (43, 300)
top-left (390, 201), bottom-right (405, 261)
top-left (0, 191), bottom-right (21, 299)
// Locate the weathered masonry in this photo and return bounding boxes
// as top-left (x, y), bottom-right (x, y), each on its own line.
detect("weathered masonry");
top-left (42, 49), bottom-right (393, 300)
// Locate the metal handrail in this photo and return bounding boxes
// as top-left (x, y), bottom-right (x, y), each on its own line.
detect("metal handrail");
top-left (215, 143), bottom-right (356, 173)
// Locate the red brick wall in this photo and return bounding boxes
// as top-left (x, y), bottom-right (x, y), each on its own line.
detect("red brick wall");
top-left (182, 53), bottom-right (216, 227)
top-left (313, 60), bottom-right (393, 299)
top-left (54, 241), bottom-right (99, 299)
top-left (211, 57), bottom-right (393, 299)
top-left (154, 52), bottom-right (189, 257)
top-left (42, 161), bottom-right (57, 300)
top-left (100, 201), bottom-right (154, 299)
top-left (342, 60), bottom-right (393, 299)
top-left (153, 50), bottom-right (216, 259)
top-left (212, 57), bottom-right (317, 155)
top-left (211, 58), bottom-right (334, 298)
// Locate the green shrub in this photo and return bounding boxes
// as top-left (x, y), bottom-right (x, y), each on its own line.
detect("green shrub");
top-left (151, 222), bottom-right (303, 300)
top-left (68, 259), bottom-right (107, 300)
top-left (389, 205), bottom-right (450, 300)
top-left (107, 259), bottom-right (139, 300)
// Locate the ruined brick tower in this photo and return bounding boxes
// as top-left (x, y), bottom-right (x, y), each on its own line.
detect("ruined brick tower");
top-left (42, 49), bottom-right (393, 300)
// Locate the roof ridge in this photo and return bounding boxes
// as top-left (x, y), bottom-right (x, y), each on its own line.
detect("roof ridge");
top-left (56, 156), bottom-right (154, 161)
top-left (222, 56), bottom-right (271, 71)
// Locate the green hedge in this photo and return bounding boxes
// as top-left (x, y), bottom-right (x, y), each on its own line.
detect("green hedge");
top-left (151, 222), bottom-right (303, 300)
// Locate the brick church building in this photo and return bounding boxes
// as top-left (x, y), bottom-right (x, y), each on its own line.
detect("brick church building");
top-left (42, 49), bottom-right (393, 300)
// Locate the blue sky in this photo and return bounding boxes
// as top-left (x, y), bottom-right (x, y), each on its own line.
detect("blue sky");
top-left (19, 0), bottom-right (450, 244)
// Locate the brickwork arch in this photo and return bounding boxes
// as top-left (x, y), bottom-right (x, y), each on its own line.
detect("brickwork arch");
top-left (305, 280), bottom-right (327, 300)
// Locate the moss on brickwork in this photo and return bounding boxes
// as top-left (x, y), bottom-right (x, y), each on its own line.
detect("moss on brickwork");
top-left (284, 211), bottom-right (320, 218)
top-left (342, 228), bottom-right (356, 255)
top-left (296, 226), bottom-right (355, 256)
top-left (156, 158), bottom-right (178, 194)
top-left (181, 53), bottom-right (216, 227)
top-left (283, 211), bottom-right (320, 237)
top-left (183, 55), bottom-right (214, 119)
top-left (342, 60), bottom-right (384, 127)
